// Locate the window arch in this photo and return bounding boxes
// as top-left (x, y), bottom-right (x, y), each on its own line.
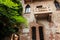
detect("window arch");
top-left (25, 4), bottom-right (30, 13)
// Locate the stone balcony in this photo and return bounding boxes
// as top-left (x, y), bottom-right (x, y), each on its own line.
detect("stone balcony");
top-left (34, 11), bottom-right (52, 14)
top-left (34, 7), bottom-right (52, 14)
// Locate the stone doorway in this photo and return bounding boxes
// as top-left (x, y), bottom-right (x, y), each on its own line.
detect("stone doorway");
top-left (30, 22), bottom-right (45, 40)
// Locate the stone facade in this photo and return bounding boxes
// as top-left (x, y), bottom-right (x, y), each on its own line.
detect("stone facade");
top-left (20, 0), bottom-right (60, 40)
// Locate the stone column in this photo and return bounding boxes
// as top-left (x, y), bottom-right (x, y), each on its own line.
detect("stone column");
top-left (29, 27), bottom-right (32, 40)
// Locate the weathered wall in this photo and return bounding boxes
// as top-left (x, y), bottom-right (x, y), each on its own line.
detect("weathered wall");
top-left (21, 0), bottom-right (60, 40)
top-left (23, 1), bottom-right (56, 22)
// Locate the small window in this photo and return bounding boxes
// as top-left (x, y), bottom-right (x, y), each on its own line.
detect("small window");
top-left (54, 0), bottom-right (60, 10)
top-left (36, 5), bottom-right (43, 11)
top-left (36, 5), bottom-right (42, 8)
top-left (25, 5), bottom-right (30, 13)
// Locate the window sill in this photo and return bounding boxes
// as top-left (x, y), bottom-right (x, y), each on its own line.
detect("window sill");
top-left (24, 12), bottom-right (31, 14)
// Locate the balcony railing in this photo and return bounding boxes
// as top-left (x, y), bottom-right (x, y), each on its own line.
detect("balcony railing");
top-left (34, 7), bottom-right (52, 14)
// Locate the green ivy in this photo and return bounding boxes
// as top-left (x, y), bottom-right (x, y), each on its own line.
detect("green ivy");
top-left (0, 0), bottom-right (27, 39)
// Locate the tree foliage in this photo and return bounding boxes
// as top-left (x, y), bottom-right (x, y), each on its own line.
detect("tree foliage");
top-left (0, 0), bottom-right (26, 39)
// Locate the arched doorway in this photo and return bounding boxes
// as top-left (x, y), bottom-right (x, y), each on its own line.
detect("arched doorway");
top-left (39, 26), bottom-right (44, 40)
top-left (31, 27), bottom-right (36, 40)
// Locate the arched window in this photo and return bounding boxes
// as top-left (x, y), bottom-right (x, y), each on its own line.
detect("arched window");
top-left (54, 0), bottom-right (60, 9)
top-left (25, 4), bottom-right (30, 13)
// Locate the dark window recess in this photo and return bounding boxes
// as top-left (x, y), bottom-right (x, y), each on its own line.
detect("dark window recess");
top-left (32, 27), bottom-right (36, 40)
top-left (47, 14), bottom-right (51, 22)
top-left (36, 5), bottom-right (42, 8)
top-left (39, 27), bottom-right (44, 40)
top-left (54, 0), bottom-right (60, 9)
